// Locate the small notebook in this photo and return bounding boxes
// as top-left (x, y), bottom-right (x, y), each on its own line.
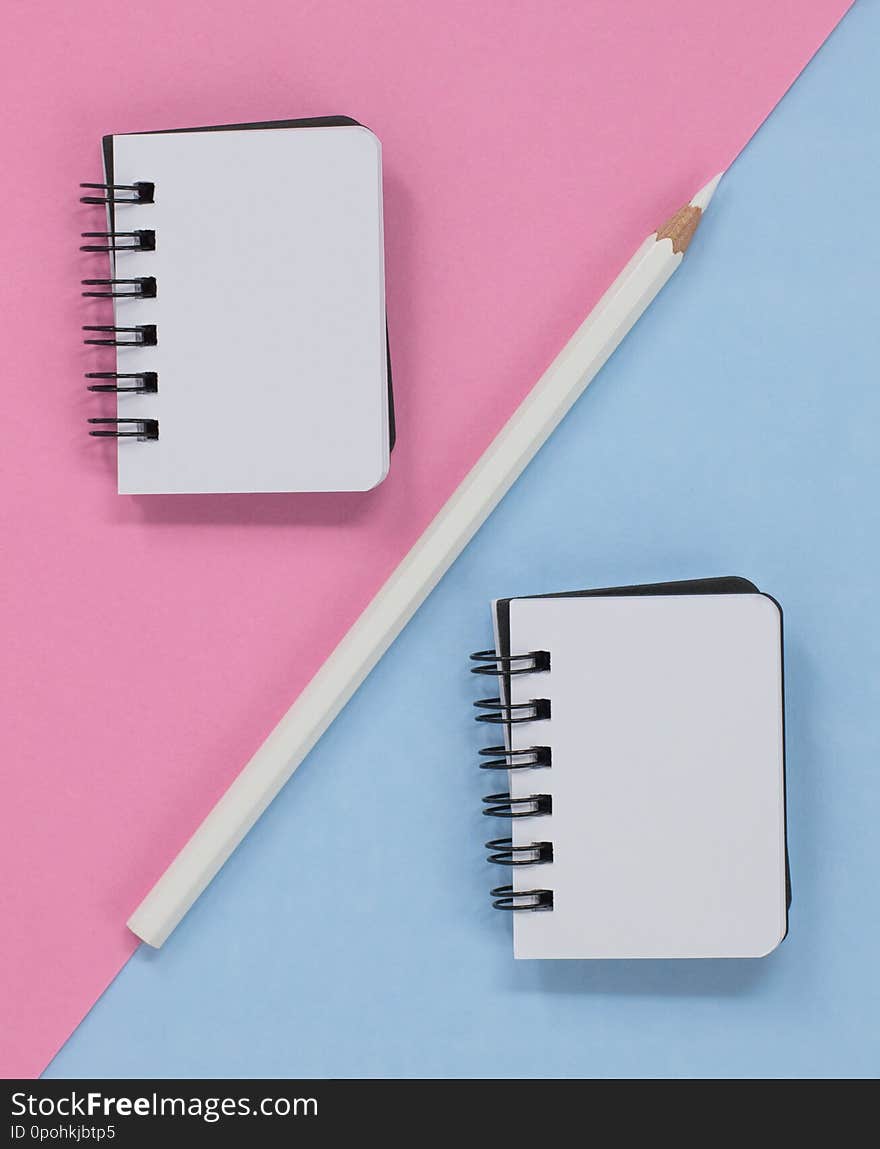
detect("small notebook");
top-left (81, 117), bottom-right (393, 494)
top-left (472, 577), bottom-right (790, 959)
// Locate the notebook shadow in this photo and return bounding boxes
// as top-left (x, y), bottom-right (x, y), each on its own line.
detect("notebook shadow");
top-left (129, 487), bottom-right (386, 528)
top-left (507, 954), bottom-right (773, 998)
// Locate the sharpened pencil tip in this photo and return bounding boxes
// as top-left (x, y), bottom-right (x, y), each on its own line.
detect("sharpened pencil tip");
top-left (690, 172), bottom-right (724, 212)
top-left (656, 172), bottom-right (724, 254)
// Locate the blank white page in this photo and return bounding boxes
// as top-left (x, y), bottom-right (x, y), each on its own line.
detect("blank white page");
top-left (507, 593), bottom-right (787, 959)
top-left (106, 125), bottom-right (388, 493)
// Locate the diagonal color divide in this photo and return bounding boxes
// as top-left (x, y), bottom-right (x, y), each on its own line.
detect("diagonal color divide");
top-left (0, 0), bottom-right (853, 1076)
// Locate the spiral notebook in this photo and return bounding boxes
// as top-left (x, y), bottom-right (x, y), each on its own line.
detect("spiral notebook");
top-left (473, 577), bottom-right (790, 959)
top-left (81, 116), bottom-right (392, 494)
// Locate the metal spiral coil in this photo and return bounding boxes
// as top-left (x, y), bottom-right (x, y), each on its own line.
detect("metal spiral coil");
top-left (82, 277), bottom-right (157, 299)
top-left (88, 418), bottom-right (159, 440)
top-left (490, 886), bottom-right (553, 912)
top-left (485, 838), bottom-right (553, 866)
top-left (86, 372), bottom-right (158, 394)
top-left (81, 230), bottom-right (156, 253)
top-left (82, 324), bottom-right (157, 347)
top-left (482, 792), bottom-right (552, 818)
top-left (79, 181), bottom-right (155, 205)
top-left (478, 745), bottom-right (551, 770)
top-left (469, 649), bottom-right (550, 676)
top-left (473, 697), bottom-right (551, 724)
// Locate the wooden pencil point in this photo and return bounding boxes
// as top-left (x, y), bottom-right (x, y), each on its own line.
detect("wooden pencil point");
top-left (656, 172), bottom-right (723, 254)
top-left (656, 204), bottom-right (703, 254)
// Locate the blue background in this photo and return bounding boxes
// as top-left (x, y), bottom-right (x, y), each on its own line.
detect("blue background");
top-left (47, 5), bottom-right (878, 1078)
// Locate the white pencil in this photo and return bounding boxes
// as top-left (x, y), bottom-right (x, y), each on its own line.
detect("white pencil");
top-left (129, 172), bottom-right (724, 947)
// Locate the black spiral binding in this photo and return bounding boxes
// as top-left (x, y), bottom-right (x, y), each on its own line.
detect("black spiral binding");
top-left (478, 745), bottom-right (551, 770)
top-left (79, 182), bottom-right (155, 205)
top-left (82, 278), bottom-right (157, 299)
top-left (469, 649), bottom-right (551, 676)
top-left (473, 697), bottom-right (551, 724)
top-left (490, 887), bottom-right (554, 912)
top-left (486, 839), bottom-right (554, 866)
top-left (471, 648), bottom-right (553, 912)
top-left (87, 418), bottom-right (159, 440)
top-left (482, 793), bottom-right (552, 818)
top-left (82, 178), bottom-right (158, 439)
top-left (82, 325), bottom-right (157, 347)
top-left (81, 231), bottom-right (156, 253)
top-left (86, 372), bottom-right (158, 394)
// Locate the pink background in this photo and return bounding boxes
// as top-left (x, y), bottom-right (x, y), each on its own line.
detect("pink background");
top-left (0, 0), bottom-right (851, 1077)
